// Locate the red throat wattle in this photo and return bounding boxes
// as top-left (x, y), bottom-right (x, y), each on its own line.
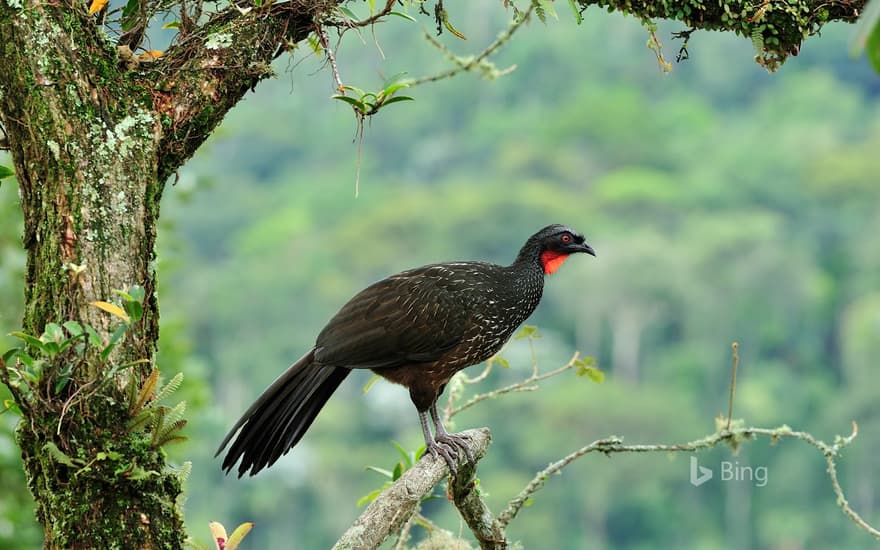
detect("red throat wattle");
top-left (540, 250), bottom-right (569, 275)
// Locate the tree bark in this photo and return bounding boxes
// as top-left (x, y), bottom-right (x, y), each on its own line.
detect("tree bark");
top-left (0, 1), bottom-right (332, 547)
top-left (334, 428), bottom-right (498, 550)
top-left (0, 3), bottom-right (178, 547)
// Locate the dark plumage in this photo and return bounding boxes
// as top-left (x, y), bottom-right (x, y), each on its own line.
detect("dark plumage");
top-left (217, 224), bottom-right (595, 476)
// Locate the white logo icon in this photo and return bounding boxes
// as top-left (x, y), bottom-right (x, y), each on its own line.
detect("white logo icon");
top-left (690, 456), bottom-right (713, 487)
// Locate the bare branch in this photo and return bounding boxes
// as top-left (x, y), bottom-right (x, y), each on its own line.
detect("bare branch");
top-left (497, 422), bottom-right (879, 540)
top-left (411, 4), bottom-right (533, 87)
top-left (448, 352), bottom-right (581, 418)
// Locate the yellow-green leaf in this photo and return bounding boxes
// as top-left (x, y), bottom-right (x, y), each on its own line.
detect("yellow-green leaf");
top-left (88, 0), bottom-right (109, 15)
top-left (89, 301), bottom-right (130, 323)
top-left (225, 522), bottom-right (254, 550)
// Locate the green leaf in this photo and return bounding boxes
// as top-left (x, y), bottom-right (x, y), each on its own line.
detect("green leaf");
top-left (568, 0), bottom-right (584, 24)
top-left (576, 356), bottom-right (597, 367)
top-left (0, 165), bottom-right (14, 179)
top-left (389, 11), bottom-right (417, 22)
top-left (126, 466), bottom-right (160, 480)
top-left (41, 323), bottom-right (64, 344)
top-left (867, 20), bottom-right (880, 73)
top-left (391, 461), bottom-right (404, 481)
top-left (306, 35), bottom-right (323, 56)
top-left (364, 465), bottom-right (394, 478)
top-left (391, 440), bottom-right (415, 467)
top-left (12, 351), bottom-right (35, 368)
top-left (153, 372), bottom-right (183, 403)
top-left (381, 71), bottom-right (411, 90)
top-left (85, 324), bottom-right (102, 347)
top-left (120, 0), bottom-right (140, 31)
top-left (514, 325), bottom-right (540, 340)
top-left (112, 289), bottom-right (134, 302)
top-left (356, 488), bottom-right (385, 507)
top-left (361, 373), bottom-right (381, 394)
top-left (161, 21), bottom-right (180, 29)
top-left (127, 284), bottom-right (145, 302)
top-left (100, 325), bottom-right (128, 361)
top-left (11, 331), bottom-right (48, 352)
top-left (44, 442), bottom-right (77, 467)
top-left (379, 96), bottom-right (414, 107)
top-left (54, 375), bottom-right (71, 394)
top-left (2, 399), bottom-right (22, 416)
top-left (57, 332), bottom-right (85, 354)
top-left (41, 341), bottom-right (60, 357)
top-left (576, 364), bottom-right (605, 383)
top-left (332, 95), bottom-right (367, 113)
top-left (494, 356), bottom-right (510, 369)
top-left (62, 321), bottom-right (83, 337)
top-left (337, 6), bottom-right (358, 20)
top-left (2, 347), bottom-right (20, 363)
top-left (123, 299), bottom-right (144, 323)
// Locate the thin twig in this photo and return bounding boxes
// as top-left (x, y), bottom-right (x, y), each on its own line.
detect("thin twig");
top-left (333, 0), bottom-right (398, 29)
top-left (726, 342), bottom-right (739, 431)
top-left (317, 25), bottom-right (344, 92)
top-left (449, 352), bottom-right (580, 418)
top-left (411, 4), bottom-right (532, 86)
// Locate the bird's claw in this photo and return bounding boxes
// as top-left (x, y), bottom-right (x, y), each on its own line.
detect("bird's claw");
top-left (425, 432), bottom-right (474, 473)
top-left (436, 431), bottom-right (474, 463)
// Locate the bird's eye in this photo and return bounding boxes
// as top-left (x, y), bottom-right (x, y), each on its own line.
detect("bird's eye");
top-left (561, 233), bottom-right (571, 244)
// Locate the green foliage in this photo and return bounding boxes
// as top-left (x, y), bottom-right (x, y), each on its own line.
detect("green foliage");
top-left (574, 356), bottom-right (604, 383)
top-left (332, 72), bottom-right (415, 117)
top-left (2, 285), bottom-right (148, 407)
top-left (851, 0), bottom-right (880, 72)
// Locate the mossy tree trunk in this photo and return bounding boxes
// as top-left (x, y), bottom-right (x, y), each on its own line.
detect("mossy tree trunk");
top-left (0, 5), bottom-right (178, 549)
top-left (0, 0), bottom-right (326, 547)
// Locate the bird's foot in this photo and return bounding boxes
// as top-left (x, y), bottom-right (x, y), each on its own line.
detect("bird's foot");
top-left (425, 432), bottom-right (474, 473)
top-left (436, 431), bottom-right (474, 463)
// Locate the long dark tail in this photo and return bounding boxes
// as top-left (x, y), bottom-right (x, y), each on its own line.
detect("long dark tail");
top-left (216, 348), bottom-right (350, 477)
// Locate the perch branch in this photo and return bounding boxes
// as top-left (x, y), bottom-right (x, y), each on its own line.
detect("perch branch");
top-left (333, 428), bottom-right (494, 550)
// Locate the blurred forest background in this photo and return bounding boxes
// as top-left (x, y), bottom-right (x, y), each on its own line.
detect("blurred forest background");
top-left (2, 4), bottom-right (880, 549)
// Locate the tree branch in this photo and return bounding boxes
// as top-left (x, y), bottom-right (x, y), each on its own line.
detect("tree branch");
top-left (497, 422), bottom-right (879, 539)
top-left (577, 0), bottom-right (866, 70)
top-left (333, 428), bottom-right (493, 550)
top-left (144, 1), bottom-right (341, 181)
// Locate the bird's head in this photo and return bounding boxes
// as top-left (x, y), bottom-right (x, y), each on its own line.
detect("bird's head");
top-left (520, 224), bottom-right (595, 275)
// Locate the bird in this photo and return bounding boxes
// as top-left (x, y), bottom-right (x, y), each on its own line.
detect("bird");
top-left (217, 224), bottom-right (595, 477)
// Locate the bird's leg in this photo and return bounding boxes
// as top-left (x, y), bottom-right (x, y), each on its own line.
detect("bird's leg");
top-left (430, 402), bottom-right (474, 463)
top-left (419, 409), bottom-right (458, 472)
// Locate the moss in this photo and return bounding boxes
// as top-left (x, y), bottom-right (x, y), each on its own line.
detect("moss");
top-left (579, 0), bottom-right (862, 69)
top-left (17, 383), bottom-right (186, 549)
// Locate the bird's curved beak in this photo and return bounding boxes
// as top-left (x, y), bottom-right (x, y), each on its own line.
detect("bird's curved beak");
top-left (577, 243), bottom-right (596, 257)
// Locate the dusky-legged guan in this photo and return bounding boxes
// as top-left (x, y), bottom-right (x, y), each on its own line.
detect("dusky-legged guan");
top-left (218, 224), bottom-right (595, 476)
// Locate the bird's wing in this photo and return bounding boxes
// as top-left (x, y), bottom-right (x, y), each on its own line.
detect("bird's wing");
top-left (313, 265), bottom-right (473, 369)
